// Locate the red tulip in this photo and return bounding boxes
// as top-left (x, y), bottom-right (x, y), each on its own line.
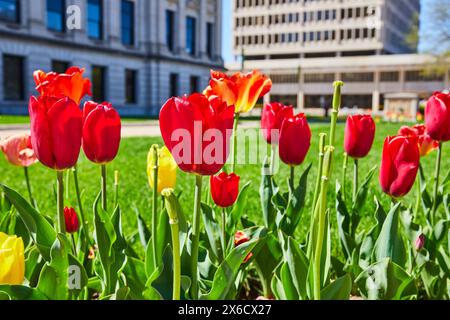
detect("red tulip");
top-left (82, 101), bottom-right (121, 164)
top-left (159, 93), bottom-right (235, 176)
top-left (64, 207), bottom-right (79, 233)
top-left (234, 231), bottom-right (253, 263)
top-left (398, 124), bottom-right (439, 157)
top-left (279, 113), bottom-right (311, 166)
top-left (210, 172), bottom-right (240, 208)
top-left (379, 135), bottom-right (420, 198)
top-left (29, 96), bottom-right (82, 170)
top-left (0, 134), bottom-right (37, 167)
top-left (34, 67), bottom-right (92, 105)
top-left (425, 92), bottom-right (450, 142)
top-left (344, 115), bottom-right (376, 158)
top-left (415, 233), bottom-right (425, 251)
top-left (261, 102), bottom-right (294, 144)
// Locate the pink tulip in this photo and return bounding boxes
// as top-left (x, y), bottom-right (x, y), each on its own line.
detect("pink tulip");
top-left (0, 134), bottom-right (38, 167)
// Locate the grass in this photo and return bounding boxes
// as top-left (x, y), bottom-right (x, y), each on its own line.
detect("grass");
top-left (1, 121), bottom-right (448, 256)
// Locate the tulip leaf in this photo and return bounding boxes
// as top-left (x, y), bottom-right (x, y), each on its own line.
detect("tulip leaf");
top-left (0, 184), bottom-right (57, 261)
top-left (372, 203), bottom-right (405, 266)
top-left (356, 258), bottom-right (416, 300)
top-left (93, 195), bottom-right (127, 297)
top-left (145, 207), bottom-right (171, 277)
top-left (229, 181), bottom-right (251, 229)
top-left (201, 203), bottom-right (222, 262)
top-left (200, 226), bottom-right (267, 300)
top-left (37, 234), bottom-right (69, 300)
top-left (434, 219), bottom-right (450, 243)
top-left (134, 206), bottom-right (151, 249)
top-left (351, 166), bottom-right (377, 235)
top-left (336, 181), bottom-right (354, 261)
top-left (122, 257), bottom-right (148, 300)
top-left (253, 233), bottom-right (282, 297)
top-left (321, 274), bottom-right (352, 300)
top-left (280, 164), bottom-right (311, 235)
top-left (260, 160), bottom-right (278, 230)
top-left (0, 286), bottom-right (47, 300)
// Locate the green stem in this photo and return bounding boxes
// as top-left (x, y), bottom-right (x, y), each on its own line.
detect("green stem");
top-left (221, 208), bottom-right (227, 260)
top-left (190, 175), bottom-right (203, 299)
top-left (71, 234), bottom-right (77, 257)
top-left (114, 171), bottom-right (119, 208)
top-left (65, 170), bottom-right (70, 199)
top-left (151, 147), bottom-right (159, 269)
top-left (56, 171), bottom-right (65, 233)
top-left (72, 165), bottom-right (91, 246)
top-left (101, 164), bottom-right (107, 212)
top-left (329, 81), bottom-right (343, 146)
top-left (289, 166), bottom-right (295, 190)
top-left (23, 167), bottom-right (35, 207)
top-left (414, 171), bottom-right (421, 217)
top-left (313, 147), bottom-right (334, 300)
top-left (170, 219), bottom-right (181, 300)
top-left (342, 153), bottom-right (348, 203)
top-left (270, 144), bottom-right (277, 174)
top-left (231, 113), bottom-right (240, 172)
top-left (431, 142), bottom-right (442, 225)
top-left (353, 159), bottom-right (358, 203)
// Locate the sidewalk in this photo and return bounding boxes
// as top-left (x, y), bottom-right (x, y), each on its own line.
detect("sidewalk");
top-left (0, 120), bottom-right (260, 139)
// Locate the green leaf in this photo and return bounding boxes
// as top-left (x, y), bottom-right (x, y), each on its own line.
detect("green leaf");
top-left (352, 166), bottom-right (377, 214)
top-left (373, 203), bottom-right (405, 266)
top-left (253, 233), bottom-right (282, 297)
top-left (434, 219), bottom-right (449, 243)
top-left (37, 234), bottom-right (69, 300)
top-left (0, 286), bottom-right (47, 300)
top-left (356, 258), bottom-right (417, 300)
top-left (260, 160), bottom-right (278, 230)
top-left (336, 181), bottom-right (354, 261)
top-left (123, 257), bottom-right (147, 300)
top-left (229, 181), bottom-right (251, 229)
top-left (321, 274), bottom-right (352, 300)
top-left (281, 164), bottom-right (311, 235)
top-left (201, 203), bottom-right (222, 262)
top-left (200, 227), bottom-right (267, 300)
top-left (145, 207), bottom-right (171, 277)
top-left (1, 184), bottom-right (57, 261)
top-left (134, 206), bottom-right (150, 249)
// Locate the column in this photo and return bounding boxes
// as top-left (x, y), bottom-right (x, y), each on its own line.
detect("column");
top-left (297, 91), bottom-right (305, 111)
top-left (177, 0), bottom-right (186, 55)
top-left (372, 71), bottom-right (380, 112)
top-left (216, 0), bottom-right (223, 61)
top-left (108, 0), bottom-right (122, 48)
top-left (29, 0), bottom-right (46, 34)
top-left (199, 0), bottom-right (207, 58)
top-left (72, 0), bottom-right (87, 43)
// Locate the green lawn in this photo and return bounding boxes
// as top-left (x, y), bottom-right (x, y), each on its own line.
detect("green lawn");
top-left (1, 122), bottom-right (448, 255)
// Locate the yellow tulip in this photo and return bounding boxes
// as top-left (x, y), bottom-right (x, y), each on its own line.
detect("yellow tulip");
top-left (0, 232), bottom-right (25, 285)
top-left (147, 146), bottom-right (177, 193)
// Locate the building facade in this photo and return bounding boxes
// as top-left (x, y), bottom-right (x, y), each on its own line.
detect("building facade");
top-left (230, 0), bottom-right (449, 117)
top-left (0, 0), bottom-right (223, 116)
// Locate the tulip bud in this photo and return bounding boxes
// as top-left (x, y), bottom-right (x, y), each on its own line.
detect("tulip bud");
top-left (210, 172), bottom-right (240, 208)
top-left (64, 207), bottom-right (80, 233)
top-left (234, 231), bottom-right (253, 263)
top-left (344, 115), bottom-right (376, 159)
top-left (0, 232), bottom-right (25, 285)
top-left (147, 146), bottom-right (177, 193)
top-left (415, 234), bottom-right (425, 251)
top-left (425, 92), bottom-right (450, 142)
top-left (0, 134), bottom-right (38, 167)
top-left (279, 113), bottom-right (311, 166)
top-left (379, 135), bottom-right (420, 198)
top-left (161, 188), bottom-right (181, 224)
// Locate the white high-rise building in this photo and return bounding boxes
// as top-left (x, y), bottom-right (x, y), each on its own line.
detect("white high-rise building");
top-left (233, 0), bottom-right (420, 59)
top-left (229, 0), bottom-right (450, 119)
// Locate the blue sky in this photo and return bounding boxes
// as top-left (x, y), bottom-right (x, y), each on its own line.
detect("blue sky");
top-left (221, 0), bottom-right (434, 63)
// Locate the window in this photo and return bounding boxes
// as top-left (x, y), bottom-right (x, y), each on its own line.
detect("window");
top-left (0, 0), bottom-right (19, 23)
top-left (206, 22), bottom-right (214, 58)
top-left (169, 73), bottom-right (178, 97)
top-left (88, 0), bottom-right (103, 39)
top-left (47, 0), bottom-right (65, 32)
top-left (342, 72), bottom-right (374, 82)
top-left (166, 10), bottom-right (175, 51)
top-left (92, 66), bottom-right (106, 102)
top-left (3, 55), bottom-right (24, 101)
top-left (186, 16), bottom-right (196, 56)
top-left (121, 0), bottom-right (134, 46)
top-left (52, 60), bottom-right (69, 73)
top-left (190, 75), bottom-right (199, 93)
top-left (125, 69), bottom-right (137, 104)
top-left (405, 70), bottom-right (443, 82)
top-left (380, 71), bottom-right (399, 82)
top-left (304, 73), bottom-right (335, 83)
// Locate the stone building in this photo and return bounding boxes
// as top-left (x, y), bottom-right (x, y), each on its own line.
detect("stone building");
top-left (0, 0), bottom-right (223, 116)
